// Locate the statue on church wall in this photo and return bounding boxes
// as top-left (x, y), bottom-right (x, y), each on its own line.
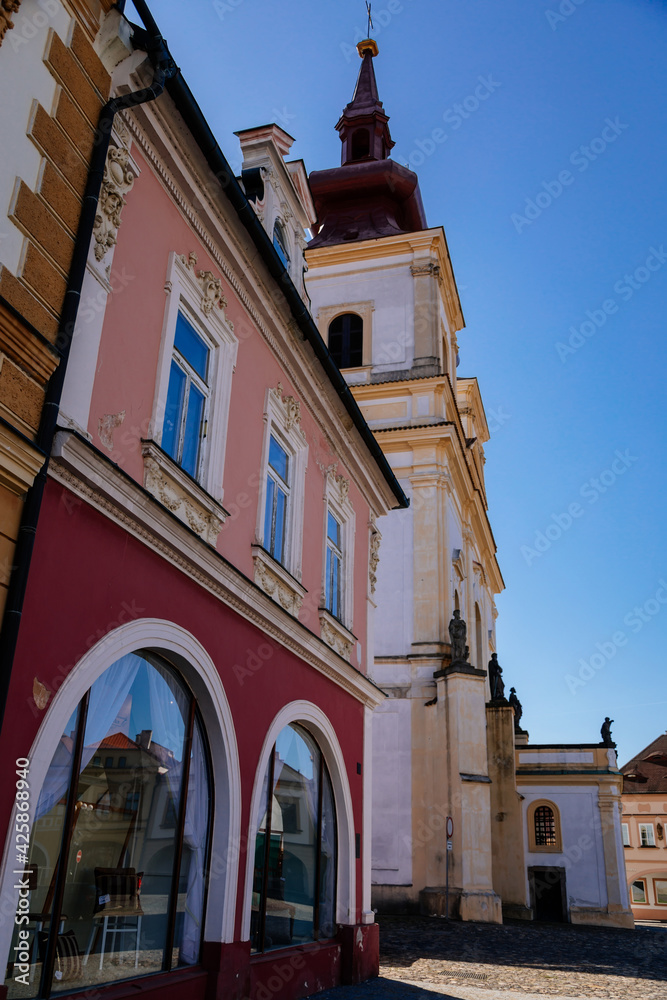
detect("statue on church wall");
top-left (488, 653), bottom-right (506, 702)
top-left (509, 686), bottom-right (523, 731)
top-left (448, 609), bottom-right (468, 663)
top-left (601, 717), bottom-right (615, 746)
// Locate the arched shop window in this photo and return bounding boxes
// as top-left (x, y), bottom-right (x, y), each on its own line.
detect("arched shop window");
top-left (4, 651), bottom-right (212, 998)
top-left (251, 723), bottom-right (336, 953)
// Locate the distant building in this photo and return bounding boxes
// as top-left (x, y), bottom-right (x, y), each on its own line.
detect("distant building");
top-left (621, 732), bottom-right (667, 920)
top-left (511, 741), bottom-right (633, 927)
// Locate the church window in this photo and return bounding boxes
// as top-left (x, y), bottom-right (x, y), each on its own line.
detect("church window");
top-left (528, 800), bottom-right (562, 852)
top-left (328, 313), bottom-right (363, 369)
top-left (534, 806), bottom-right (557, 846)
top-left (351, 128), bottom-right (370, 160)
top-left (250, 723), bottom-right (337, 953)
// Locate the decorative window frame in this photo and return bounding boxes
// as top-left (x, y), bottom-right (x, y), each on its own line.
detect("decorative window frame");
top-left (253, 384), bottom-right (308, 609)
top-left (317, 302), bottom-right (374, 369)
top-left (527, 799), bottom-right (562, 853)
top-left (319, 466), bottom-right (356, 660)
top-left (652, 878), bottom-right (667, 905)
top-left (639, 822), bottom-right (656, 847)
top-left (151, 251), bottom-right (238, 505)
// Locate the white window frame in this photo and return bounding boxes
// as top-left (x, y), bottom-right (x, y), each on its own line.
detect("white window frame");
top-left (631, 879), bottom-right (647, 904)
top-left (321, 470), bottom-right (356, 631)
top-left (152, 252), bottom-right (238, 502)
top-left (621, 822), bottom-right (630, 847)
top-left (255, 384), bottom-right (308, 580)
top-left (639, 823), bottom-right (656, 847)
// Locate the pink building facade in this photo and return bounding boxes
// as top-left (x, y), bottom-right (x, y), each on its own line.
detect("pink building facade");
top-left (0, 7), bottom-right (405, 1000)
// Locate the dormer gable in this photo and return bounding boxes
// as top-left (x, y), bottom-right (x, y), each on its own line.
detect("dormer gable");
top-left (235, 124), bottom-right (316, 302)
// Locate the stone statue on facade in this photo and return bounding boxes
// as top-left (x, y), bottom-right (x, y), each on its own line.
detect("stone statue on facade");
top-left (448, 609), bottom-right (468, 663)
top-left (509, 687), bottom-right (523, 731)
top-left (488, 653), bottom-right (506, 702)
top-left (600, 717), bottom-right (615, 746)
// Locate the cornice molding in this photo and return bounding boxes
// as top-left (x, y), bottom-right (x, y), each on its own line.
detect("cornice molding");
top-left (49, 430), bottom-right (384, 708)
top-left (0, 420), bottom-right (44, 494)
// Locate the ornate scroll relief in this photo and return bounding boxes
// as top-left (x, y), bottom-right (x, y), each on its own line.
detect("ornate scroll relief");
top-left (252, 546), bottom-right (305, 617)
top-left (452, 548), bottom-right (465, 583)
top-left (269, 382), bottom-right (301, 432)
top-left (369, 519), bottom-right (381, 595)
top-left (177, 252), bottom-right (228, 316)
top-left (142, 442), bottom-right (225, 546)
top-left (0, 0), bottom-right (21, 48)
top-left (93, 144), bottom-right (135, 262)
top-left (319, 611), bottom-right (354, 662)
top-left (318, 462), bottom-right (350, 505)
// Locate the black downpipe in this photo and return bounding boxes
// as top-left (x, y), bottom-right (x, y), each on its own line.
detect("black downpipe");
top-left (0, 29), bottom-right (172, 731)
top-left (129, 0), bottom-right (408, 513)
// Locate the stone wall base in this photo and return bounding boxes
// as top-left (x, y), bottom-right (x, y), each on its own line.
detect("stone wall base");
top-left (570, 906), bottom-right (635, 929)
top-left (502, 903), bottom-right (533, 921)
top-left (419, 886), bottom-right (462, 919)
top-left (460, 890), bottom-right (503, 924)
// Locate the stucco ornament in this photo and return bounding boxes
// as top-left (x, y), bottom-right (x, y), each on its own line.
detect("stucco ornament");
top-left (93, 145), bottom-right (135, 262)
top-left (178, 252), bottom-right (228, 314)
top-left (0, 0), bottom-right (21, 48)
top-left (320, 617), bottom-right (352, 661)
top-left (144, 454), bottom-right (222, 546)
top-left (369, 520), bottom-right (381, 595)
top-left (32, 676), bottom-right (50, 711)
top-left (322, 463), bottom-right (349, 504)
top-left (270, 382), bottom-right (301, 430)
top-left (410, 261), bottom-right (441, 279)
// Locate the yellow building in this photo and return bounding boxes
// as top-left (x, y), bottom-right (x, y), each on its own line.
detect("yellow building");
top-left (0, 0), bottom-right (114, 630)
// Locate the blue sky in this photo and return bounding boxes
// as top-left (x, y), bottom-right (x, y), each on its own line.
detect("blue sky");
top-left (131, 0), bottom-right (667, 764)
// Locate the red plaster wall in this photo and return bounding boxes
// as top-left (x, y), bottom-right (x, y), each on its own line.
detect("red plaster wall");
top-left (0, 480), bottom-right (367, 941)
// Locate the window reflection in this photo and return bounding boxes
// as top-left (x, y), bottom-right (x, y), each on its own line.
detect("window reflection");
top-left (4, 652), bottom-right (211, 997)
top-left (251, 724), bottom-right (337, 952)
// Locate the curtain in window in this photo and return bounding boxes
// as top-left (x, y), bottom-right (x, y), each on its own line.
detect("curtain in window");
top-left (35, 654), bottom-right (142, 820)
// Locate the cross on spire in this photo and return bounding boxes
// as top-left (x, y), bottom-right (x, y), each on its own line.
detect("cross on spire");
top-left (366, 1), bottom-right (373, 37)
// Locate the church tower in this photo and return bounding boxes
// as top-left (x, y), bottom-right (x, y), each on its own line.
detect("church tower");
top-left (306, 40), bottom-right (509, 922)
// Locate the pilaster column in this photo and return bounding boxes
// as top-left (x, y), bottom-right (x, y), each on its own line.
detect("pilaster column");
top-left (410, 257), bottom-right (440, 371)
top-left (486, 703), bottom-right (531, 918)
top-left (598, 784), bottom-right (634, 927)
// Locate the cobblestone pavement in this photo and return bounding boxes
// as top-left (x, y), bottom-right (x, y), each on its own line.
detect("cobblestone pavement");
top-left (377, 915), bottom-right (667, 999)
top-left (310, 916), bottom-right (667, 1000)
